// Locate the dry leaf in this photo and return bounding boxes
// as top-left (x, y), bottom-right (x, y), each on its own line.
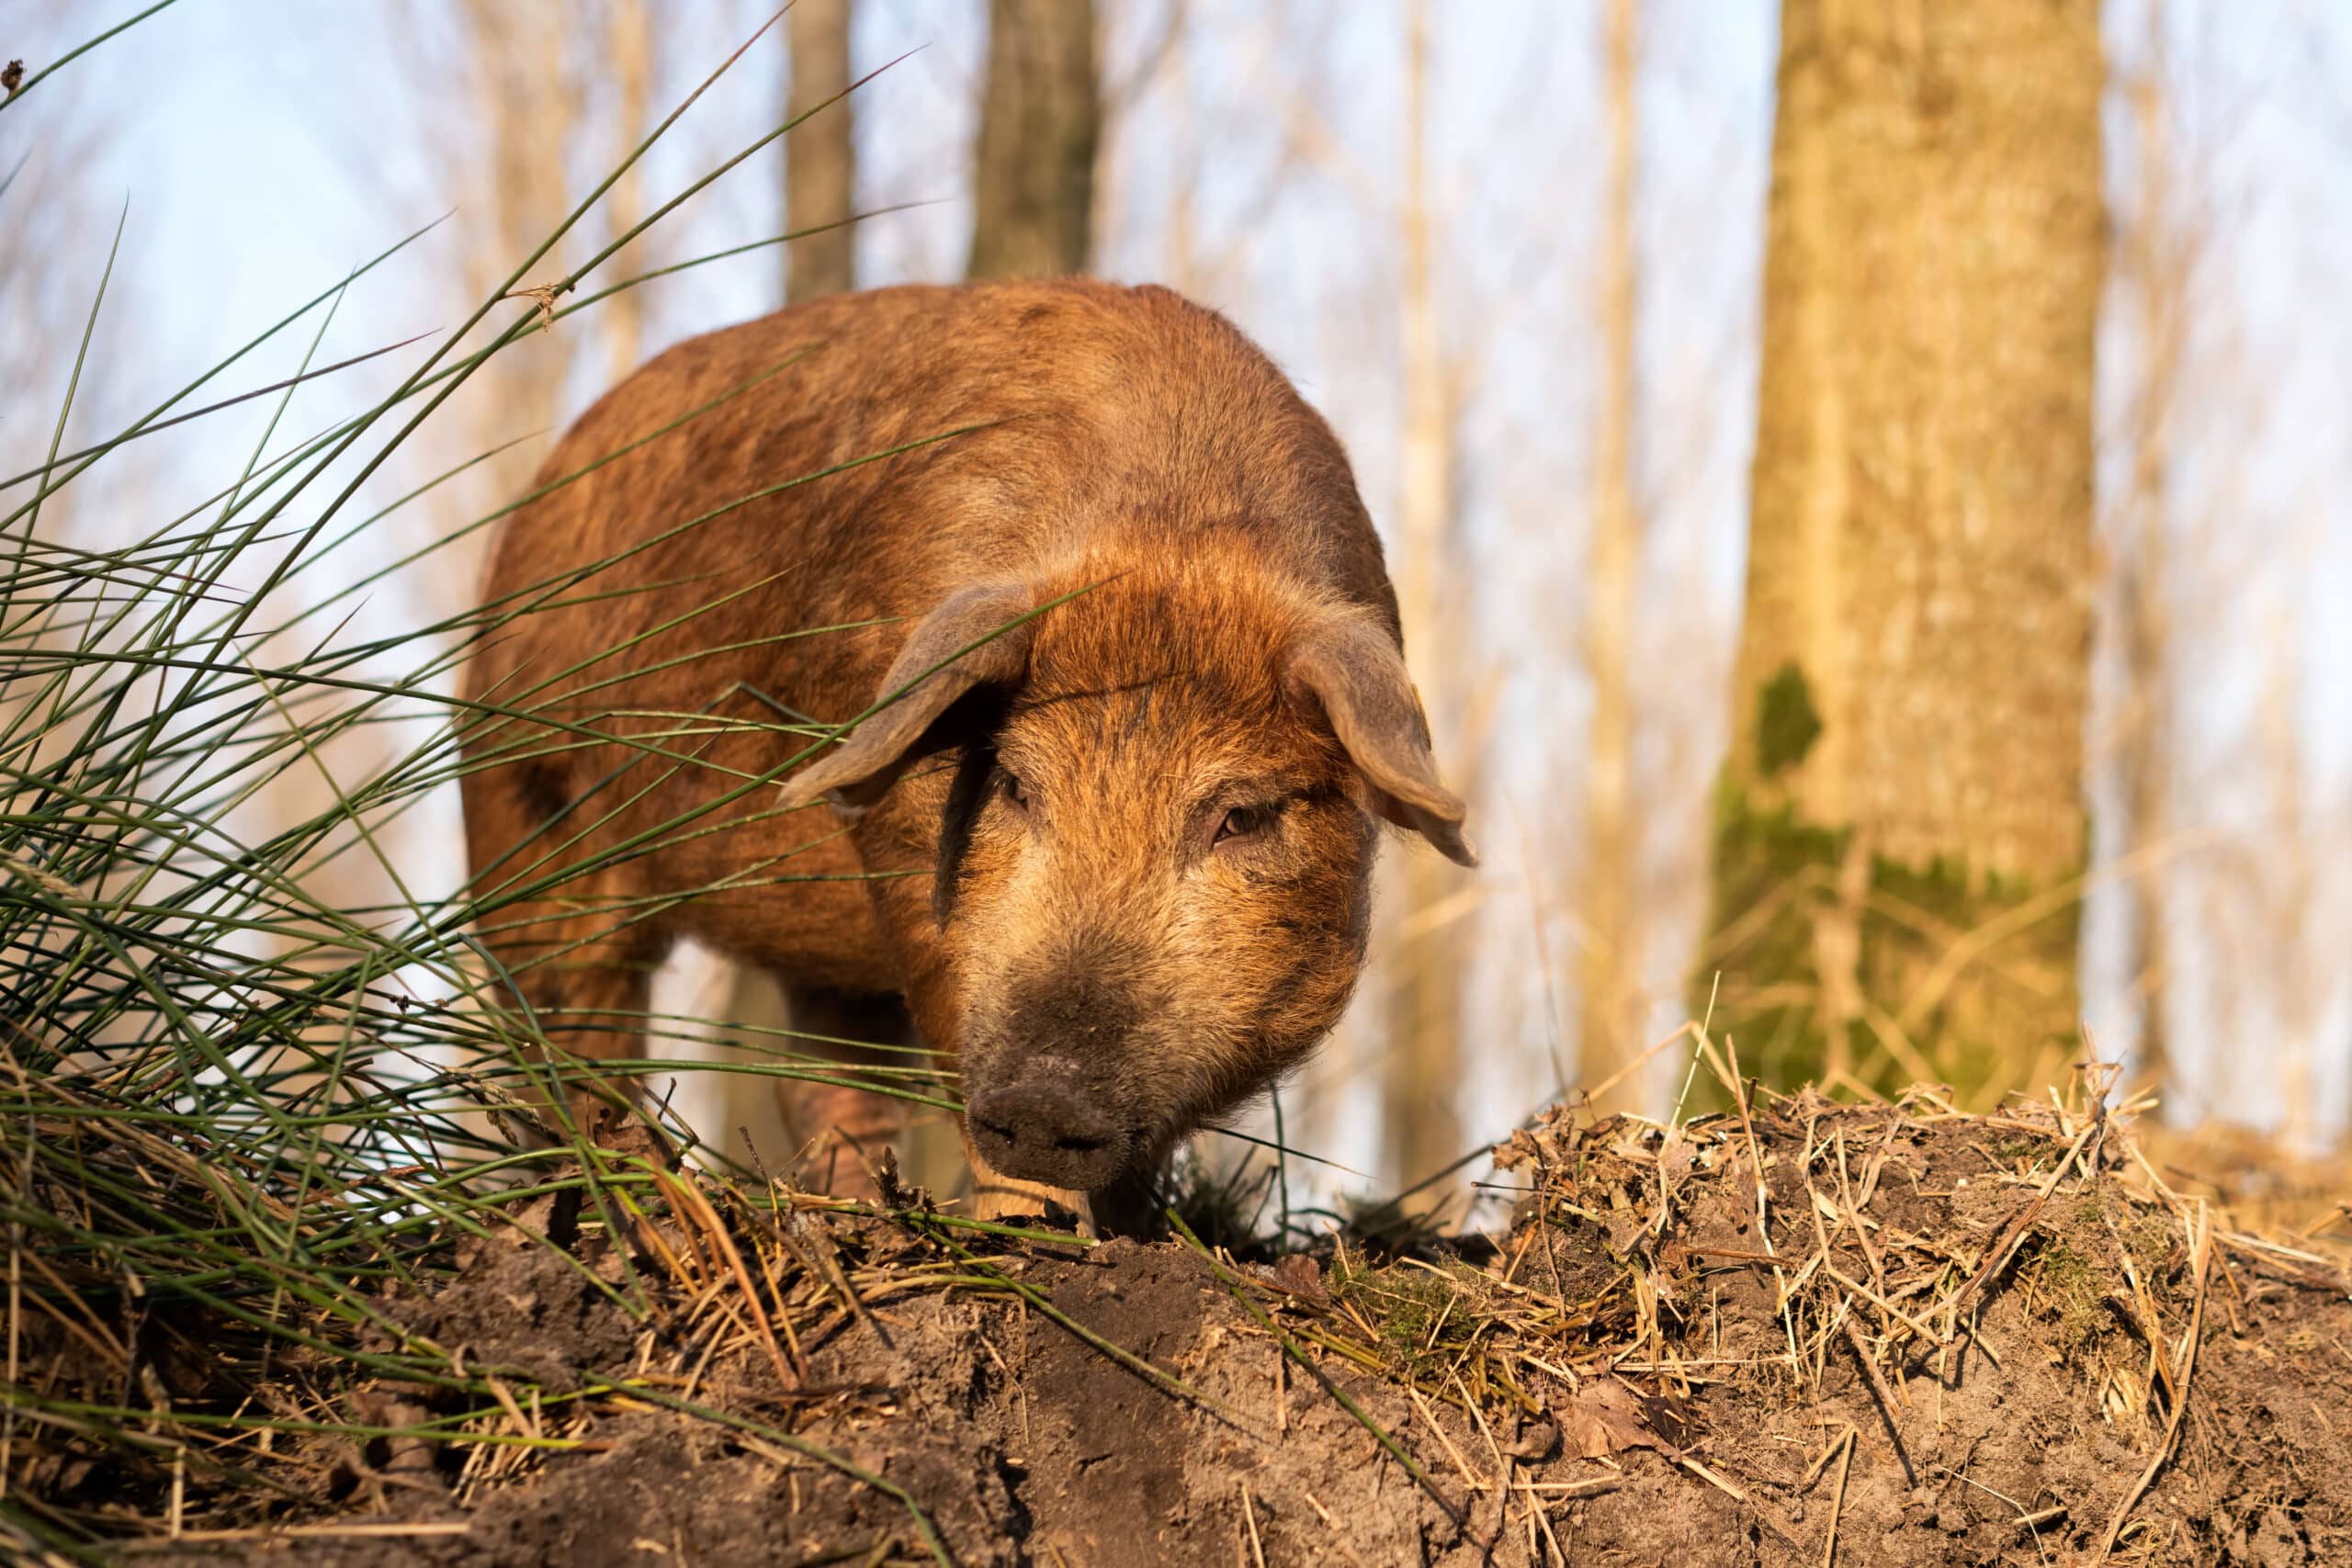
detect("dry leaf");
top-left (1504, 1416), bottom-right (1560, 1461)
top-left (1269, 1252), bottom-right (1329, 1305)
top-left (1557, 1377), bottom-right (1681, 1460)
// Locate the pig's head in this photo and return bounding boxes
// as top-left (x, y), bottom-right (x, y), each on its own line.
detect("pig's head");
top-left (779, 550), bottom-right (1474, 1194)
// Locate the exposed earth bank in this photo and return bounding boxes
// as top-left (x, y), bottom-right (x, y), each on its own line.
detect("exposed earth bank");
top-left (51, 1092), bottom-right (2352, 1566)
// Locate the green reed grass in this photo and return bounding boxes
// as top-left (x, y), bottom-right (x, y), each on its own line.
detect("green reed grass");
top-left (0, 12), bottom-right (978, 1553)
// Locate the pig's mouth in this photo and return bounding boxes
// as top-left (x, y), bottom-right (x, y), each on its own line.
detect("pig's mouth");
top-left (962, 1057), bottom-right (1143, 1190)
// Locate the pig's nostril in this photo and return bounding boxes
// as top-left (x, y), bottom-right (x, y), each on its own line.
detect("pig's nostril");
top-left (967, 1078), bottom-right (1124, 1184)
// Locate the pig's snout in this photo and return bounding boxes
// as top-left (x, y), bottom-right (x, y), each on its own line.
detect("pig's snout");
top-left (966, 1061), bottom-right (1133, 1190)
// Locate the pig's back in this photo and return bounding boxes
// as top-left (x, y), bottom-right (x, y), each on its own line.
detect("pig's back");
top-left (469, 280), bottom-right (1396, 728)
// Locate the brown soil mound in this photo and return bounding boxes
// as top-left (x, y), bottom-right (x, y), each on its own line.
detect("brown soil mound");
top-left (25, 1090), bottom-right (2352, 1566)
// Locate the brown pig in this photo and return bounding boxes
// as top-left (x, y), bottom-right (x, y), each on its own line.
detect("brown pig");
top-left (458, 279), bottom-right (1474, 1230)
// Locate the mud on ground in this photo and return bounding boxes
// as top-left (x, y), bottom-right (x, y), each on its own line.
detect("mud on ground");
top-left (33, 1088), bottom-right (2352, 1566)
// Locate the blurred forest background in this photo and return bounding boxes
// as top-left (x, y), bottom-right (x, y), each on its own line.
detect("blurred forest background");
top-left (6, 0), bottom-right (2349, 1214)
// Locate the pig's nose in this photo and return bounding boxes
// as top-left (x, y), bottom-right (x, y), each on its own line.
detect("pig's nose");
top-left (967, 1078), bottom-right (1127, 1190)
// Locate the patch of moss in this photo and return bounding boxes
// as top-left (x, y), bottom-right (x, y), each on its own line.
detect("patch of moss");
top-left (2124, 1213), bottom-right (2177, 1275)
top-left (1691, 780), bottom-right (2085, 1103)
top-left (2031, 1239), bottom-right (2109, 1356)
top-left (1329, 1255), bottom-right (1488, 1375)
top-left (1691, 781), bottom-right (1845, 1095)
top-left (1755, 660), bottom-right (1824, 777)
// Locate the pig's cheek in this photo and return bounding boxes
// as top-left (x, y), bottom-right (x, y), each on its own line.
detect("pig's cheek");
top-left (943, 833), bottom-right (1046, 948)
top-left (940, 908), bottom-right (1014, 1015)
top-left (1166, 871), bottom-right (1243, 956)
top-left (939, 852), bottom-right (1066, 1011)
top-left (1201, 896), bottom-right (1310, 1038)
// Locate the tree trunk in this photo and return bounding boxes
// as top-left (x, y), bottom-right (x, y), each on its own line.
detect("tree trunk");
top-left (786, 0), bottom-right (856, 305)
top-left (1576, 0), bottom-right (1645, 1116)
top-left (602, 0), bottom-right (654, 382)
top-left (1380, 0), bottom-right (1471, 1198)
top-left (1703, 0), bottom-right (2104, 1099)
top-left (454, 0), bottom-right (585, 497)
top-left (2112, 3), bottom-right (2182, 1098)
top-left (967, 0), bottom-right (1100, 280)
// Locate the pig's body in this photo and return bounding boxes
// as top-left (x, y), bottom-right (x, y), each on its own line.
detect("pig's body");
top-left (461, 280), bottom-right (1470, 1228)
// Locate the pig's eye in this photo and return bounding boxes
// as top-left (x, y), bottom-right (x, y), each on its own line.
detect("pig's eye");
top-left (1001, 772), bottom-right (1032, 813)
top-left (1214, 804), bottom-right (1272, 845)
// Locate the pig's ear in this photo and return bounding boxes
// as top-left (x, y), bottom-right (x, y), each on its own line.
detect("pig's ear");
top-left (1286, 618), bottom-right (1477, 867)
top-left (780, 582), bottom-right (1035, 814)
